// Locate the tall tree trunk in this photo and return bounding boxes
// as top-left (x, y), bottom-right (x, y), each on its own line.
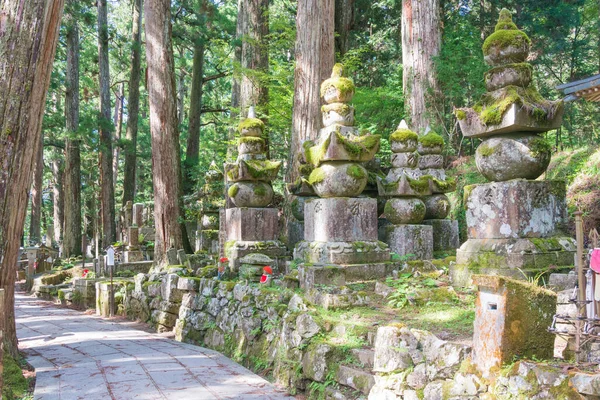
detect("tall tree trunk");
top-left (63, 0), bottom-right (82, 257)
top-left (335, 0), bottom-right (354, 57)
top-left (29, 133), bottom-right (44, 245)
top-left (285, 0), bottom-right (335, 186)
top-left (177, 47), bottom-right (186, 127)
top-left (52, 157), bottom-right (64, 247)
top-left (113, 81), bottom-right (124, 192)
top-left (98, 0), bottom-right (116, 247)
top-left (401, 0), bottom-right (442, 133)
top-left (183, 41), bottom-right (205, 195)
top-left (122, 0), bottom-right (143, 207)
top-left (240, 0), bottom-right (269, 136)
top-left (145, 0), bottom-right (184, 265)
top-left (227, 0), bottom-right (244, 162)
top-left (0, 0), bottom-right (65, 357)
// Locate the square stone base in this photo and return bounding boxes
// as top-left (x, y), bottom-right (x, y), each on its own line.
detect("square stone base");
top-left (451, 237), bottom-right (576, 287)
top-left (294, 241), bottom-right (390, 265)
top-left (124, 251), bottom-right (144, 263)
top-left (225, 240), bottom-right (288, 272)
top-left (385, 224), bottom-right (433, 260)
top-left (423, 219), bottom-right (459, 252)
top-left (226, 207), bottom-right (280, 242)
top-left (298, 262), bottom-right (396, 289)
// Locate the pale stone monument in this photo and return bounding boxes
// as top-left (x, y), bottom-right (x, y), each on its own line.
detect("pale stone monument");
top-left (224, 107), bottom-right (286, 272)
top-left (452, 9), bottom-right (575, 285)
top-left (123, 226), bottom-right (144, 263)
top-left (294, 64), bottom-right (391, 287)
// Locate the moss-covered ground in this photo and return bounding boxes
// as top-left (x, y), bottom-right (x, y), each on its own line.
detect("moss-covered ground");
top-left (2, 352), bottom-right (34, 400)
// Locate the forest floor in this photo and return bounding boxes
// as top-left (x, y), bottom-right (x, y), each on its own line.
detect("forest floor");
top-left (14, 293), bottom-right (292, 400)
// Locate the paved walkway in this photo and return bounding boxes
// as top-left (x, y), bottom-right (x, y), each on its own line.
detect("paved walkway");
top-left (15, 293), bottom-right (293, 400)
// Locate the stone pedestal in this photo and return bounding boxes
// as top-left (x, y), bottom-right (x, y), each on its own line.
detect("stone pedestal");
top-left (298, 263), bottom-right (396, 289)
top-left (294, 198), bottom-right (390, 265)
top-left (452, 180), bottom-right (576, 286)
top-left (124, 251), bottom-right (144, 263)
top-left (423, 219), bottom-right (459, 252)
top-left (225, 207), bottom-right (286, 272)
top-left (385, 224), bottom-right (433, 261)
top-left (472, 275), bottom-right (556, 377)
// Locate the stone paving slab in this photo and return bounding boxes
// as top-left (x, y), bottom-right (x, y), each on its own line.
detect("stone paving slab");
top-left (15, 294), bottom-right (293, 400)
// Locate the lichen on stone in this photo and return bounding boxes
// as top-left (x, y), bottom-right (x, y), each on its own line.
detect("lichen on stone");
top-left (238, 117), bottom-right (265, 133)
top-left (321, 103), bottom-right (352, 116)
top-left (239, 136), bottom-right (265, 145)
top-left (228, 184), bottom-right (239, 198)
top-left (253, 184), bottom-right (267, 197)
top-left (320, 64), bottom-right (355, 97)
top-left (455, 110), bottom-right (467, 121)
top-left (244, 160), bottom-right (281, 179)
top-left (308, 167), bottom-right (326, 185)
top-left (347, 164), bottom-right (367, 180)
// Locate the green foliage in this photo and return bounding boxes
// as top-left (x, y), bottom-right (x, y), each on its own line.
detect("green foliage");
top-left (386, 273), bottom-right (440, 309)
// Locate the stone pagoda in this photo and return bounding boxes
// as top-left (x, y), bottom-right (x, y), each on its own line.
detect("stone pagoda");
top-left (452, 9), bottom-right (575, 285)
top-left (224, 107), bottom-right (286, 273)
top-left (197, 162), bottom-right (224, 254)
top-left (294, 64), bottom-right (390, 288)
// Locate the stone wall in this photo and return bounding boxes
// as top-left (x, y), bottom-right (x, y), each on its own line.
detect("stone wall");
top-left (121, 273), bottom-right (599, 399)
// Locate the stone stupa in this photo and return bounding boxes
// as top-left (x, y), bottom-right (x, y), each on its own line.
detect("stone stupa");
top-left (452, 9), bottom-right (575, 285)
top-left (224, 107), bottom-right (286, 273)
top-left (294, 64), bottom-right (391, 288)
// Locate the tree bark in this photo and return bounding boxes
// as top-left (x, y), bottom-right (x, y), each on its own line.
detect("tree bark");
top-left (227, 0), bottom-right (244, 162)
top-left (52, 157), bottom-right (64, 247)
top-left (240, 0), bottom-right (269, 125)
top-left (122, 0), bottom-right (143, 207)
top-left (113, 81), bottom-right (124, 191)
top-left (286, 0), bottom-right (335, 186)
top-left (401, 0), bottom-right (442, 133)
top-left (0, 0), bottom-right (65, 357)
top-left (29, 133), bottom-right (44, 245)
top-left (335, 0), bottom-right (354, 56)
top-left (98, 0), bottom-right (116, 248)
top-left (183, 41), bottom-right (205, 195)
top-left (63, 0), bottom-right (82, 257)
top-left (145, 0), bottom-right (184, 265)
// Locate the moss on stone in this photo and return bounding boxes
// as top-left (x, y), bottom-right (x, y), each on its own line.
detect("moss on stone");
top-left (455, 110), bottom-right (467, 121)
top-left (347, 164), bottom-right (366, 180)
top-left (308, 167), bottom-right (326, 185)
top-left (390, 128), bottom-right (418, 143)
top-left (228, 184), bottom-right (239, 198)
top-left (482, 29), bottom-right (530, 56)
top-left (408, 176), bottom-right (431, 192)
top-left (298, 163), bottom-right (313, 176)
top-left (478, 143), bottom-right (496, 156)
top-left (238, 117), bottom-right (265, 133)
top-left (253, 184), bottom-right (267, 197)
top-left (528, 136), bottom-right (552, 157)
top-left (321, 103), bottom-right (352, 115)
top-left (244, 160), bottom-right (281, 179)
top-left (418, 132), bottom-right (445, 147)
top-left (239, 136), bottom-right (265, 145)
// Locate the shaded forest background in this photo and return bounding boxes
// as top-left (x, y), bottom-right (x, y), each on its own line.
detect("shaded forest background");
top-left (25, 0), bottom-right (600, 246)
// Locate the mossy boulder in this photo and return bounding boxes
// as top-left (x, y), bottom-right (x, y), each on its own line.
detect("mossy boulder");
top-left (384, 197), bottom-right (426, 224)
top-left (482, 9), bottom-right (531, 66)
top-left (228, 181), bottom-right (274, 207)
top-left (390, 128), bottom-right (419, 153)
top-left (423, 194), bottom-right (451, 219)
top-left (238, 117), bottom-right (265, 137)
top-left (310, 161), bottom-right (368, 197)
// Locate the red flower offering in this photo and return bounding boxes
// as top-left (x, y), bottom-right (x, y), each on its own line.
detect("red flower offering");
top-left (263, 266), bottom-right (273, 275)
top-left (260, 274), bottom-right (269, 284)
top-left (219, 257), bottom-right (229, 263)
top-left (82, 269), bottom-right (89, 278)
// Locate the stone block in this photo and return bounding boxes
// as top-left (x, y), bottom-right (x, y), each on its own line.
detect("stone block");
top-left (423, 219), bottom-right (460, 251)
top-left (417, 154), bottom-right (444, 169)
top-left (452, 237), bottom-right (576, 286)
top-left (472, 275), bottom-right (556, 377)
top-left (386, 224), bottom-right (433, 260)
top-left (294, 241), bottom-right (390, 265)
top-left (132, 203), bottom-right (144, 226)
top-left (336, 366), bottom-right (375, 395)
top-left (124, 251), bottom-right (144, 263)
top-left (177, 249), bottom-right (189, 267)
top-left (226, 207), bottom-right (280, 241)
top-left (225, 240), bottom-right (288, 273)
top-left (465, 180), bottom-right (568, 239)
top-left (304, 198), bottom-right (378, 242)
top-left (457, 103), bottom-right (564, 139)
top-left (373, 326), bottom-right (416, 372)
top-left (391, 152), bottom-right (418, 168)
top-left (298, 263), bottom-right (394, 289)
top-left (166, 248), bottom-right (179, 265)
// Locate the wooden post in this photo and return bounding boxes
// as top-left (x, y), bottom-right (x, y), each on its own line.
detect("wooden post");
top-left (0, 288), bottom-right (5, 392)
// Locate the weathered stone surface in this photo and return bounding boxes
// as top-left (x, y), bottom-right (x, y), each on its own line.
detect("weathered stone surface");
top-left (457, 103), bottom-right (564, 139)
top-left (304, 198), bottom-right (378, 242)
top-left (485, 63), bottom-right (532, 91)
top-left (311, 162), bottom-right (368, 198)
top-left (570, 372), bottom-right (600, 395)
top-left (336, 365), bottom-right (375, 395)
top-left (548, 272), bottom-right (577, 291)
top-left (384, 197), bottom-right (426, 225)
top-left (166, 248), bottom-right (179, 265)
top-left (472, 275), bottom-right (556, 377)
top-left (226, 207), bottom-right (280, 241)
top-left (391, 152), bottom-right (418, 168)
top-left (423, 194), bottom-right (450, 220)
top-left (290, 195), bottom-right (318, 221)
top-left (465, 180), bottom-right (568, 239)
top-left (296, 313), bottom-right (320, 338)
top-left (295, 241), bottom-right (390, 266)
top-left (298, 263), bottom-right (394, 289)
top-left (418, 154), bottom-right (444, 169)
top-left (475, 133), bottom-right (550, 181)
top-left (123, 251), bottom-right (144, 263)
top-left (373, 326), bottom-right (416, 372)
top-left (385, 224), bottom-right (433, 261)
top-left (423, 219), bottom-right (460, 251)
top-left (350, 348), bottom-right (374, 369)
top-left (228, 181), bottom-right (274, 207)
top-left (302, 344), bottom-right (332, 382)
